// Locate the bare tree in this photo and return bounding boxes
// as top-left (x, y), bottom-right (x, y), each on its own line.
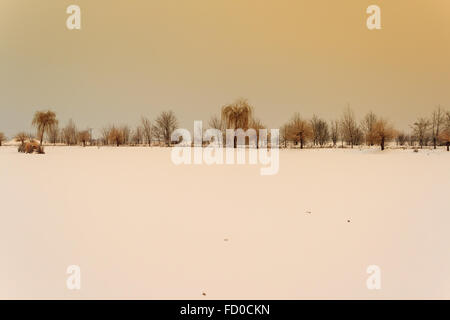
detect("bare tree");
top-left (280, 124), bottom-right (289, 148)
top-left (155, 111), bottom-right (178, 146)
top-left (310, 115), bottom-right (329, 147)
top-left (208, 115), bottom-right (224, 130)
top-left (121, 125), bottom-right (131, 145)
top-left (408, 134), bottom-right (417, 147)
top-left (14, 132), bottom-right (28, 146)
top-left (373, 119), bottom-right (395, 151)
top-left (101, 126), bottom-right (111, 146)
top-left (78, 130), bottom-right (91, 147)
top-left (396, 131), bottom-right (407, 146)
top-left (47, 124), bottom-right (60, 145)
top-left (330, 120), bottom-right (339, 147)
top-left (353, 127), bottom-right (364, 146)
top-left (132, 126), bottom-right (144, 145)
top-left (109, 126), bottom-right (124, 146)
top-left (249, 118), bottom-right (266, 148)
top-left (286, 113), bottom-right (312, 149)
top-left (340, 106), bottom-right (358, 148)
top-left (32, 110), bottom-right (58, 146)
top-left (27, 132), bottom-right (35, 142)
top-left (310, 115), bottom-right (320, 146)
top-left (207, 115), bottom-right (225, 146)
top-left (411, 118), bottom-right (430, 149)
top-left (431, 105), bottom-right (444, 149)
top-left (0, 132), bottom-right (6, 146)
top-left (439, 111), bottom-right (450, 151)
top-left (62, 119), bottom-right (78, 145)
top-left (141, 116), bottom-right (153, 146)
top-left (361, 111), bottom-right (378, 146)
top-left (151, 123), bottom-right (162, 145)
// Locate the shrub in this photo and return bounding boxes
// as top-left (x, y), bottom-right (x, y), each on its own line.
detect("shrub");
top-left (18, 141), bottom-right (44, 154)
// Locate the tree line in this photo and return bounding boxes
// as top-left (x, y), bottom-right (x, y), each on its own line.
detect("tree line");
top-left (1, 100), bottom-right (449, 152)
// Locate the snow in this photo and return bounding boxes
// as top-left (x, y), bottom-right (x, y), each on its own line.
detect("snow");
top-left (0, 146), bottom-right (449, 299)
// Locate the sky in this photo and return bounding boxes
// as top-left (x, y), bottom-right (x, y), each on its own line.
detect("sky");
top-left (0, 0), bottom-right (449, 137)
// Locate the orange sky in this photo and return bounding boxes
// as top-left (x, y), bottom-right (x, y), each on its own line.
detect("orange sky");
top-left (0, 0), bottom-right (449, 136)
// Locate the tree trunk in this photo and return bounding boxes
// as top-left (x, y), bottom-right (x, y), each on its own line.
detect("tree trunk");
top-left (40, 124), bottom-right (47, 146)
top-left (447, 142), bottom-right (449, 151)
top-left (300, 139), bottom-right (304, 149)
top-left (381, 137), bottom-right (385, 151)
top-left (433, 137), bottom-right (437, 149)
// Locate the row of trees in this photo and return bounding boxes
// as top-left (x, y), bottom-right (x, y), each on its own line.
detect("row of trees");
top-left (214, 101), bottom-right (450, 151)
top-left (6, 111), bottom-right (179, 148)
top-left (99, 111), bottom-right (178, 147)
top-left (279, 106), bottom-right (450, 151)
top-left (2, 100), bottom-right (450, 151)
top-left (278, 108), bottom-right (396, 150)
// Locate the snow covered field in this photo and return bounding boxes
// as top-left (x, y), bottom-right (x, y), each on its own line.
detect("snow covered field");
top-left (0, 146), bottom-right (449, 299)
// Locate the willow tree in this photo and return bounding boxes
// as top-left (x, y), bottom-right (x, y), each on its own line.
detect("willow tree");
top-left (221, 98), bottom-right (253, 148)
top-left (32, 110), bottom-right (58, 146)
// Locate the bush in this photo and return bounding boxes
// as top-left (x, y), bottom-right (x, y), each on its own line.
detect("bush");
top-left (18, 141), bottom-right (45, 154)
